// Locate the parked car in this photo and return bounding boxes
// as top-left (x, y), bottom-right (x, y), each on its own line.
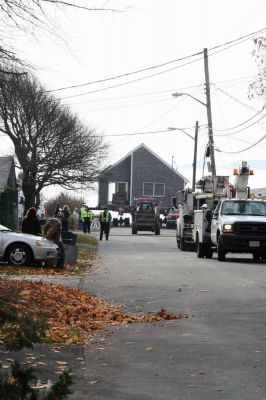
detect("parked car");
top-left (166, 208), bottom-right (179, 229)
top-left (0, 224), bottom-right (59, 267)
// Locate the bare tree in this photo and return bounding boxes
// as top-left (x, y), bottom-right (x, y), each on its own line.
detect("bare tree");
top-left (0, 1), bottom-right (125, 68)
top-left (0, 68), bottom-right (107, 210)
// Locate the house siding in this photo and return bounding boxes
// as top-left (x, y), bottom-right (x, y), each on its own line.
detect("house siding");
top-left (132, 147), bottom-right (184, 208)
top-left (98, 145), bottom-right (187, 208)
top-left (98, 156), bottom-right (131, 206)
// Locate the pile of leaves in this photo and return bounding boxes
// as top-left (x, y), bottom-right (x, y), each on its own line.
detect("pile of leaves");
top-left (0, 279), bottom-right (183, 344)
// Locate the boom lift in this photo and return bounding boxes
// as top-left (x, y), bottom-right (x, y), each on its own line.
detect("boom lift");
top-left (194, 162), bottom-right (266, 261)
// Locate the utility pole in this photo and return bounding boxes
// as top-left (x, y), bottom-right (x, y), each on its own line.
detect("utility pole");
top-left (192, 121), bottom-right (198, 191)
top-left (204, 48), bottom-right (216, 177)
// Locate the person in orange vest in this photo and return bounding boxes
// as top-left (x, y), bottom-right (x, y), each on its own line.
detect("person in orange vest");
top-left (99, 207), bottom-right (112, 241)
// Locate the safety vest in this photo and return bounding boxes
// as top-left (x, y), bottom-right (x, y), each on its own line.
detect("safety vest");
top-left (80, 207), bottom-right (93, 221)
top-left (100, 211), bottom-right (112, 222)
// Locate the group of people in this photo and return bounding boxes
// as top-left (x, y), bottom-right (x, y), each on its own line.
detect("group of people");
top-left (20, 204), bottom-right (113, 268)
top-left (56, 203), bottom-right (112, 240)
top-left (79, 204), bottom-right (112, 240)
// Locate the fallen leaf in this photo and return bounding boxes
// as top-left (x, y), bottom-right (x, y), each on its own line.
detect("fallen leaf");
top-left (145, 347), bottom-right (154, 352)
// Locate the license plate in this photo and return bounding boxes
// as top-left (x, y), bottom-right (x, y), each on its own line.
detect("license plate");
top-left (249, 241), bottom-right (260, 247)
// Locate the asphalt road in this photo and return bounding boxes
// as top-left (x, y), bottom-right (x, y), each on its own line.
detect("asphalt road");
top-left (68, 227), bottom-right (266, 400)
top-left (3, 227), bottom-right (266, 399)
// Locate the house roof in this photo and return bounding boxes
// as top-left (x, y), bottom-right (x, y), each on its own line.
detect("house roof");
top-left (102, 143), bottom-right (189, 183)
top-left (0, 156), bottom-right (16, 193)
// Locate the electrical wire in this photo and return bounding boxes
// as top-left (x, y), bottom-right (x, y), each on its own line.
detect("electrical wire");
top-left (214, 115), bottom-right (266, 137)
top-left (59, 55), bottom-right (205, 100)
top-left (46, 27), bottom-right (266, 95)
top-left (46, 51), bottom-right (203, 93)
top-left (213, 85), bottom-right (264, 113)
top-left (94, 127), bottom-right (195, 138)
top-left (215, 134), bottom-right (266, 153)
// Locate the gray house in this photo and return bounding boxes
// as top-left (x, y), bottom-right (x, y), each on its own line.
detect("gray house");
top-left (98, 143), bottom-right (188, 208)
top-left (0, 156), bottom-right (18, 228)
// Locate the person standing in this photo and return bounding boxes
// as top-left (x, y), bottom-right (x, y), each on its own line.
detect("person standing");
top-left (72, 207), bottom-right (80, 230)
top-left (99, 207), bottom-right (112, 241)
top-left (21, 207), bottom-right (42, 236)
top-left (62, 204), bottom-right (70, 232)
top-left (44, 211), bottom-right (65, 268)
top-left (80, 204), bottom-right (93, 234)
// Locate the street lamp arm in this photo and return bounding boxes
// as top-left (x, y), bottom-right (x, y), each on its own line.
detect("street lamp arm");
top-left (167, 127), bottom-right (194, 140)
top-left (172, 92), bottom-right (207, 108)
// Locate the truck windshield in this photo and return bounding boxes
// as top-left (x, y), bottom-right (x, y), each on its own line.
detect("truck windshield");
top-left (221, 201), bottom-right (266, 216)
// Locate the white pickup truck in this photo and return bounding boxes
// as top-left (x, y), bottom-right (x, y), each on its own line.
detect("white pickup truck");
top-left (194, 198), bottom-right (266, 261)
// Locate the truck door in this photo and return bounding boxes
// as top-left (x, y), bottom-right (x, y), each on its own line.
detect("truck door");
top-left (211, 202), bottom-right (221, 245)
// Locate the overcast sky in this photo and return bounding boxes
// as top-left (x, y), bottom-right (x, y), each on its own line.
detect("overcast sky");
top-left (2, 0), bottom-right (266, 205)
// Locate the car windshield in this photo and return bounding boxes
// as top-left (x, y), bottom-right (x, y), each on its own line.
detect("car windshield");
top-left (0, 224), bottom-right (12, 231)
top-left (221, 201), bottom-right (266, 216)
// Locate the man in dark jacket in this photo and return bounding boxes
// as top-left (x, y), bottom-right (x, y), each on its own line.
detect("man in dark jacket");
top-left (99, 207), bottom-right (112, 241)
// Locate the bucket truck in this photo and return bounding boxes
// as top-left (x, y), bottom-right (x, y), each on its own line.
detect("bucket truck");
top-left (194, 162), bottom-right (266, 261)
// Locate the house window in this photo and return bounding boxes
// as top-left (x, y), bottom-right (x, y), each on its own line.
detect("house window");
top-left (143, 182), bottom-right (153, 196)
top-left (154, 183), bottom-right (165, 196)
top-left (143, 182), bottom-right (165, 197)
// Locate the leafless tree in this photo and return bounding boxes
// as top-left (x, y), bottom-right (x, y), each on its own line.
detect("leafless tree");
top-left (0, 1), bottom-right (125, 68)
top-left (0, 68), bottom-right (107, 210)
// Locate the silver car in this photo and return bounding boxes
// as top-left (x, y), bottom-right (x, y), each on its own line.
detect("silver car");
top-left (0, 224), bottom-right (59, 267)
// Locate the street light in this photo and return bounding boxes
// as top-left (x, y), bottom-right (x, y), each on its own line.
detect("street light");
top-left (167, 126), bottom-right (194, 140)
top-left (172, 90), bottom-right (216, 177)
top-left (167, 123), bottom-right (198, 191)
top-left (172, 92), bottom-right (207, 108)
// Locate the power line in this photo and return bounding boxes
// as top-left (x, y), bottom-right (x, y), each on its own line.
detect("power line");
top-left (95, 127), bottom-right (196, 138)
top-left (216, 133), bottom-right (266, 153)
top-left (46, 26), bottom-right (266, 96)
top-left (213, 85), bottom-right (266, 114)
top-left (59, 55), bottom-right (204, 100)
top-left (46, 51), bottom-right (203, 93)
top-left (215, 114), bottom-right (266, 137)
top-left (213, 107), bottom-right (265, 134)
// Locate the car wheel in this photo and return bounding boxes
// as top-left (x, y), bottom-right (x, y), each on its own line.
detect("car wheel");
top-left (180, 238), bottom-right (187, 251)
top-left (6, 243), bottom-right (32, 267)
top-left (217, 237), bottom-right (226, 261)
top-left (205, 247), bottom-right (213, 259)
top-left (196, 235), bottom-right (205, 258)
top-left (132, 224), bottom-right (138, 234)
top-left (155, 223), bottom-right (160, 235)
top-left (253, 252), bottom-right (261, 261)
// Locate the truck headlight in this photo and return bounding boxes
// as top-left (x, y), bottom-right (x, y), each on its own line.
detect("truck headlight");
top-left (223, 224), bottom-right (233, 233)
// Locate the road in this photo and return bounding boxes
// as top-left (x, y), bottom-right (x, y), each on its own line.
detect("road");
top-left (70, 227), bottom-right (266, 400)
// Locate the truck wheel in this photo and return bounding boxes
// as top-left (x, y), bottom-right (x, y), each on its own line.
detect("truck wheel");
top-left (155, 223), bottom-right (160, 235)
top-left (205, 247), bottom-right (213, 259)
top-left (217, 237), bottom-right (226, 261)
top-left (180, 238), bottom-right (187, 251)
top-left (253, 252), bottom-right (261, 261)
top-left (196, 236), bottom-right (205, 258)
top-left (132, 225), bottom-right (137, 234)
top-left (6, 243), bottom-right (32, 267)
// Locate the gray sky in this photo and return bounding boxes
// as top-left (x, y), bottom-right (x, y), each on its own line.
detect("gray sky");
top-left (2, 0), bottom-right (266, 204)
